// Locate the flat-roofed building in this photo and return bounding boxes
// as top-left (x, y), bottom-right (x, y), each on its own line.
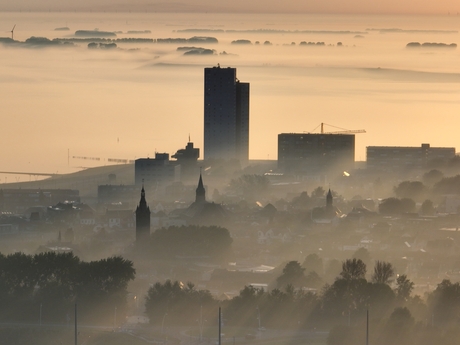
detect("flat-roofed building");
top-left (135, 153), bottom-right (180, 188)
top-left (278, 133), bottom-right (355, 175)
top-left (367, 143), bottom-right (455, 171)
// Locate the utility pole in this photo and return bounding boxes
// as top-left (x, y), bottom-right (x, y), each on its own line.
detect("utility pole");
top-left (114, 307), bottom-right (117, 330)
top-left (199, 305), bottom-right (203, 341)
top-left (366, 309), bottom-right (369, 345)
top-left (75, 303), bottom-right (78, 345)
top-left (218, 307), bottom-right (222, 345)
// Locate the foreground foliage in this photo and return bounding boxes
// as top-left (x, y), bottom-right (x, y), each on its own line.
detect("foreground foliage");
top-left (0, 252), bottom-right (135, 324)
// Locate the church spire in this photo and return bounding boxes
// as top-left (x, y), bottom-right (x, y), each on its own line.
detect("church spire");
top-left (326, 188), bottom-right (333, 210)
top-left (195, 171), bottom-right (206, 203)
top-left (136, 182), bottom-right (151, 243)
top-left (138, 181), bottom-right (148, 210)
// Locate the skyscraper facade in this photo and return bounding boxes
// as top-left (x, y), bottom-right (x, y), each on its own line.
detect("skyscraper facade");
top-left (204, 66), bottom-right (249, 162)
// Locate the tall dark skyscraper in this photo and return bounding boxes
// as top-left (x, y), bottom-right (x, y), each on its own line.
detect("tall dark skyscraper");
top-left (204, 66), bottom-right (249, 162)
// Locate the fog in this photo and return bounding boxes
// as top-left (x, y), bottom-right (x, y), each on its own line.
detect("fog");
top-left (3, 11), bottom-right (460, 345)
top-left (1, 0), bottom-right (459, 15)
top-left (0, 12), bottom-right (459, 181)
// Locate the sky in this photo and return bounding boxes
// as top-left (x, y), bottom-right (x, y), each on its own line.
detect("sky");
top-left (0, 0), bottom-right (459, 15)
top-left (0, 11), bottom-right (459, 180)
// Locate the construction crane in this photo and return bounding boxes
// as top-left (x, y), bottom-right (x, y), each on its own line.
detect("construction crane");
top-left (310, 122), bottom-right (366, 135)
top-left (72, 156), bottom-right (101, 161)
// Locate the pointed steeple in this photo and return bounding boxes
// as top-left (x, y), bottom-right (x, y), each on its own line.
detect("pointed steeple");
top-left (195, 171), bottom-right (206, 203)
top-left (326, 188), bottom-right (333, 210)
top-left (138, 183), bottom-right (148, 210)
top-left (136, 182), bottom-right (151, 244)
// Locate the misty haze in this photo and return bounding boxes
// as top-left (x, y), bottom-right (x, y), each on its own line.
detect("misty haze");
top-left (1, 7), bottom-right (460, 345)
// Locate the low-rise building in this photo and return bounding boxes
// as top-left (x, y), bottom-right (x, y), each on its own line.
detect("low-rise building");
top-left (367, 143), bottom-right (455, 172)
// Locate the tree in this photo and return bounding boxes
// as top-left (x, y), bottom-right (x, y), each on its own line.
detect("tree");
top-left (312, 186), bottom-right (325, 198)
top-left (291, 191), bottom-right (311, 209)
top-left (371, 261), bottom-right (394, 284)
top-left (145, 280), bottom-right (215, 326)
top-left (305, 271), bottom-right (323, 289)
top-left (352, 248), bottom-right (371, 267)
top-left (394, 181), bottom-right (427, 201)
top-left (320, 275), bottom-right (369, 320)
top-left (379, 307), bottom-right (414, 345)
top-left (0, 253), bottom-right (135, 323)
top-left (276, 261), bottom-right (306, 288)
top-left (427, 279), bottom-right (460, 326)
top-left (400, 198), bottom-right (416, 213)
top-left (302, 253), bottom-right (323, 275)
top-left (379, 197), bottom-right (416, 215)
top-left (420, 199), bottom-right (435, 215)
top-left (379, 197), bottom-right (401, 215)
top-left (423, 169), bottom-right (443, 186)
top-left (433, 175), bottom-right (460, 195)
top-left (395, 274), bottom-right (414, 301)
top-left (340, 259), bottom-right (366, 280)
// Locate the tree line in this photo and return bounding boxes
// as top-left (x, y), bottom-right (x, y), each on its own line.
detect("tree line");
top-left (145, 258), bottom-right (460, 345)
top-left (0, 252), bottom-right (135, 324)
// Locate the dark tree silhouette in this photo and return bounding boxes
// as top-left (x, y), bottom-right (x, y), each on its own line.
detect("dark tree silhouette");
top-left (312, 186), bottom-right (325, 198)
top-left (340, 258), bottom-right (367, 280)
top-left (420, 199), bottom-right (435, 215)
top-left (433, 175), bottom-right (460, 195)
top-left (395, 274), bottom-right (414, 301)
top-left (394, 181), bottom-right (427, 201)
top-left (379, 197), bottom-right (416, 215)
top-left (276, 261), bottom-right (306, 288)
top-left (372, 261), bottom-right (395, 284)
top-left (0, 252), bottom-right (135, 323)
top-left (145, 280), bottom-right (216, 326)
top-left (302, 253), bottom-right (323, 275)
top-left (352, 248), bottom-right (371, 267)
top-left (427, 279), bottom-right (460, 327)
top-left (423, 169), bottom-right (443, 186)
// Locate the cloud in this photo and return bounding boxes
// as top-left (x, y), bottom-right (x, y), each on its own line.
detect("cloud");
top-left (0, 0), bottom-right (458, 14)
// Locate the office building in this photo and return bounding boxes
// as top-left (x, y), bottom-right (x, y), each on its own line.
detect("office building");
top-left (278, 133), bottom-right (355, 174)
top-left (135, 153), bottom-right (180, 188)
top-left (204, 66), bottom-right (249, 162)
top-left (367, 143), bottom-right (455, 171)
top-left (171, 141), bottom-right (200, 182)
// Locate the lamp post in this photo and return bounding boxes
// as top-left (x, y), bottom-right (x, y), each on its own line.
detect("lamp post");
top-left (114, 307), bottom-right (117, 331)
top-left (199, 305), bottom-right (203, 341)
top-left (39, 303), bottom-right (42, 326)
top-left (162, 313), bottom-right (168, 334)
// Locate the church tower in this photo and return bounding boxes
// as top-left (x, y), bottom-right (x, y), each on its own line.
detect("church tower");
top-left (136, 184), bottom-right (151, 243)
top-left (195, 173), bottom-right (206, 203)
top-left (326, 188), bottom-right (333, 214)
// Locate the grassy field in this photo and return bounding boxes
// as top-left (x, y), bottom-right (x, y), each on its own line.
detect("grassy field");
top-left (0, 326), bottom-right (327, 345)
